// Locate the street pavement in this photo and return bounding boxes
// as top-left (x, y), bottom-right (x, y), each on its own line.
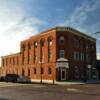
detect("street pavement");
top-left (0, 82), bottom-right (100, 100)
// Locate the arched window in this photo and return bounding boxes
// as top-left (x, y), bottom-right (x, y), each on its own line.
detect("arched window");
top-left (48, 37), bottom-right (53, 46)
top-left (34, 41), bottom-right (38, 48)
top-left (59, 36), bottom-right (65, 44)
top-left (22, 44), bottom-right (25, 51)
top-left (28, 43), bottom-right (31, 50)
top-left (40, 39), bottom-right (44, 47)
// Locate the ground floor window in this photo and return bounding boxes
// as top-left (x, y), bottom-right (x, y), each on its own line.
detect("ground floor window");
top-left (74, 66), bottom-right (79, 79)
top-left (22, 69), bottom-right (24, 76)
top-left (34, 68), bottom-right (36, 75)
top-left (28, 68), bottom-right (30, 76)
top-left (41, 67), bottom-right (43, 75)
top-left (48, 67), bottom-right (52, 75)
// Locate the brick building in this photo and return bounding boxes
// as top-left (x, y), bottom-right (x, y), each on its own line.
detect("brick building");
top-left (0, 27), bottom-right (97, 82)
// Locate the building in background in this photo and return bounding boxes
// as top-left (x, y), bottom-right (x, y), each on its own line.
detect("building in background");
top-left (0, 27), bottom-right (97, 83)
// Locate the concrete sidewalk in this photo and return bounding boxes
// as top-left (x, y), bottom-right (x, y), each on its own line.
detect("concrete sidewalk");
top-left (55, 80), bottom-right (100, 85)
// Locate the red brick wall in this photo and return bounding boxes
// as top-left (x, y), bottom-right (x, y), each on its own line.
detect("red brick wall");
top-left (0, 27), bottom-right (96, 81)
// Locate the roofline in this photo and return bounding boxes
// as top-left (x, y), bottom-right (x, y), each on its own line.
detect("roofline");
top-left (21, 26), bottom-right (96, 43)
top-left (55, 26), bottom-right (96, 41)
top-left (1, 52), bottom-right (21, 58)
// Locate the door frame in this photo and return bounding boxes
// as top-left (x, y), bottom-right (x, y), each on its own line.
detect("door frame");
top-left (61, 68), bottom-right (66, 80)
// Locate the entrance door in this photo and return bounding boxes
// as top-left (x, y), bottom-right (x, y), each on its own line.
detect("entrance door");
top-left (61, 69), bottom-right (66, 80)
top-left (87, 68), bottom-right (91, 80)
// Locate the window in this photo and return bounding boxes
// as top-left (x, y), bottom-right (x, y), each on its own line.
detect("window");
top-left (10, 58), bottom-right (11, 64)
top-left (86, 54), bottom-right (90, 62)
top-left (34, 41), bottom-right (37, 48)
top-left (17, 56), bottom-right (19, 65)
top-left (74, 38), bottom-right (79, 48)
top-left (28, 52), bottom-right (30, 64)
top-left (48, 37), bottom-right (52, 46)
top-left (48, 50), bottom-right (52, 61)
top-left (40, 47), bottom-right (44, 62)
top-left (22, 45), bottom-right (25, 65)
top-left (59, 36), bottom-right (65, 44)
top-left (13, 58), bottom-right (15, 65)
top-left (22, 45), bottom-right (25, 51)
top-left (40, 40), bottom-right (44, 47)
top-left (73, 51), bottom-right (79, 61)
top-left (6, 58), bottom-right (8, 66)
top-left (73, 52), bottom-right (76, 60)
top-left (48, 67), bottom-right (52, 75)
top-left (28, 68), bottom-right (30, 76)
top-left (34, 54), bottom-right (37, 63)
top-left (22, 54), bottom-right (24, 65)
top-left (28, 44), bottom-right (31, 64)
top-left (59, 50), bottom-right (65, 58)
top-left (74, 66), bottom-right (79, 79)
top-left (2, 59), bottom-right (4, 66)
top-left (34, 68), bottom-right (36, 75)
top-left (22, 69), bottom-right (24, 76)
top-left (80, 53), bottom-right (83, 61)
top-left (41, 67), bottom-right (43, 75)
top-left (80, 40), bottom-right (84, 48)
top-left (82, 53), bottom-right (84, 61)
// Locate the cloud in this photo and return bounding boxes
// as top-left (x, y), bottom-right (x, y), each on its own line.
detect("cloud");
top-left (0, 1), bottom-right (44, 58)
top-left (0, 17), bottom-right (44, 56)
top-left (60, 0), bottom-right (100, 59)
top-left (61, 0), bottom-right (100, 32)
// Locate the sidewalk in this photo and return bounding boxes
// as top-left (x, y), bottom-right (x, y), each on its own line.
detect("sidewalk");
top-left (55, 80), bottom-right (100, 85)
top-left (86, 80), bottom-right (100, 84)
top-left (55, 80), bottom-right (85, 85)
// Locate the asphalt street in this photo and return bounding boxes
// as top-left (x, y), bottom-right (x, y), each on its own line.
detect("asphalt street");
top-left (0, 82), bottom-right (100, 100)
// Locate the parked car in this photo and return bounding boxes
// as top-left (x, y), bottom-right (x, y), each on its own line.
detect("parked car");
top-left (17, 76), bottom-right (31, 83)
top-left (0, 76), bottom-right (5, 81)
top-left (5, 74), bottom-right (19, 82)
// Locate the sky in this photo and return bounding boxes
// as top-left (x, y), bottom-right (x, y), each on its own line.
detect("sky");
top-left (0, 0), bottom-right (100, 64)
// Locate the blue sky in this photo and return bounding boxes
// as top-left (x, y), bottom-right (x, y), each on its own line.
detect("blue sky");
top-left (0, 0), bottom-right (100, 61)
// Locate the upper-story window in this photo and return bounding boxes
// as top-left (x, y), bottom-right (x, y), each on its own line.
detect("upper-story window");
top-left (28, 43), bottom-right (31, 50)
top-left (59, 50), bottom-right (65, 58)
top-left (2, 59), bottom-right (4, 66)
top-left (13, 57), bottom-right (15, 65)
top-left (59, 36), bottom-right (65, 45)
top-left (34, 41), bottom-right (38, 48)
top-left (22, 44), bottom-right (25, 51)
top-left (48, 37), bottom-right (52, 46)
top-left (17, 56), bottom-right (19, 65)
top-left (40, 39), bottom-right (44, 47)
top-left (48, 50), bottom-right (52, 62)
top-left (28, 44), bottom-right (31, 64)
top-left (10, 58), bottom-right (11, 64)
top-left (6, 58), bottom-right (8, 65)
top-left (74, 38), bottom-right (80, 48)
top-left (73, 51), bottom-right (79, 61)
top-left (80, 40), bottom-right (84, 48)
